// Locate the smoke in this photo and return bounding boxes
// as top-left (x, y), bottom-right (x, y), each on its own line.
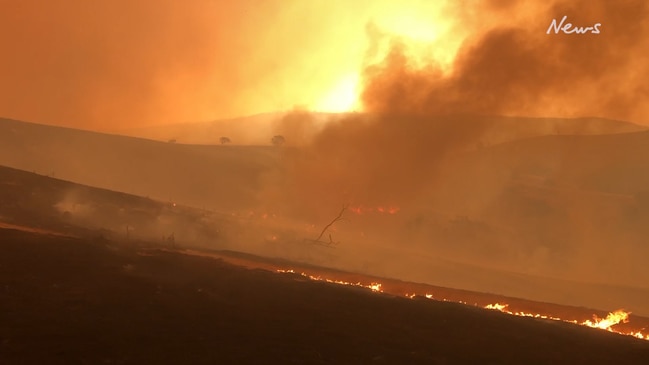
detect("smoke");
top-left (3, 0), bottom-right (648, 307)
top-left (271, 0), bottom-right (649, 211)
top-left (270, 109), bottom-right (321, 147)
top-left (361, 0), bottom-right (649, 121)
top-left (256, 0), bottom-right (649, 293)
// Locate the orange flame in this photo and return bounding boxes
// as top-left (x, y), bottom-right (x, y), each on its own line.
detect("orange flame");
top-left (484, 303), bottom-right (648, 340)
top-left (276, 269), bottom-right (647, 342)
top-left (277, 269), bottom-right (382, 292)
top-left (582, 310), bottom-right (630, 330)
top-left (275, 268), bottom-right (648, 342)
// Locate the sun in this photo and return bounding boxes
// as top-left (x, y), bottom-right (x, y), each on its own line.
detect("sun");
top-left (309, 5), bottom-right (459, 114)
top-left (312, 73), bottom-right (361, 113)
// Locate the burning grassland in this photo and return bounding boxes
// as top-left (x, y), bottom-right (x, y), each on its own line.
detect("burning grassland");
top-left (274, 267), bottom-right (649, 343)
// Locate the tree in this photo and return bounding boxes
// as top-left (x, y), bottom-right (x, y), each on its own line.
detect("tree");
top-left (219, 136), bottom-right (231, 145)
top-left (271, 135), bottom-right (285, 146)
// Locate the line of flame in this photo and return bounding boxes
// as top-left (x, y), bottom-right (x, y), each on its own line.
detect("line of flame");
top-left (277, 269), bottom-right (382, 292)
top-left (275, 269), bottom-right (648, 342)
top-left (483, 302), bottom-right (648, 341)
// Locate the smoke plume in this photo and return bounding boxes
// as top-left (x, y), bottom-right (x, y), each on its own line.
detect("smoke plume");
top-left (362, 0), bottom-right (649, 121)
top-left (277, 0), bottom-right (649, 215)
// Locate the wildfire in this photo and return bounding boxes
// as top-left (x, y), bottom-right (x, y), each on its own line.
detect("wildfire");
top-left (583, 310), bottom-right (630, 330)
top-left (277, 269), bottom-right (382, 292)
top-left (484, 303), bottom-right (566, 322)
top-left (485, 303), bottom-right (508, 311)
top-left (484, 303), bottom-right (648, 341)
top-left (150, 248), bottom-right (649, 344)
top-left (276, 269), bottom-right (648, 342)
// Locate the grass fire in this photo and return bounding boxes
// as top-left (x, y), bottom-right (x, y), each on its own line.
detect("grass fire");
top-left (2, 1), bottom-right (649, 363)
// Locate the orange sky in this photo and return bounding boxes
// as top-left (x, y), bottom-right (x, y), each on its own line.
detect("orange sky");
top-left (0, 1), bottom-right (456, 130)
top-left (1, 1), bottom-right (648, 131)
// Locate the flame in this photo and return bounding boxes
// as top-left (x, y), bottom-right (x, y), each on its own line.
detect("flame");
top-left (484, 303), bottom-right (648, 340)
top-left (277, 269), bottom-right (382, 293)
top-left (404, 293), bottom-right (434, 299)
top-left (485, 303), bottom-right (508, 311)
top-left (276, 269), bottom-right (648, 342)
top-left (583, 310), bottom-right (630, 330)
top-left (148, 248), bottom-right (649, 343)
top-left (484, 303), bottom-right (565, 322)
top-left (350, 206), bottom-right (363, 215)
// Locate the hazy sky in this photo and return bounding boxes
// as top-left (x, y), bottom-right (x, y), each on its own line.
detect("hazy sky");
top-left (1, 0), bottom-right (648, 131)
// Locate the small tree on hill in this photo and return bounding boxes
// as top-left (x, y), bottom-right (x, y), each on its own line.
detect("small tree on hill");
top-left (219, 136), bottom-right (231, 145)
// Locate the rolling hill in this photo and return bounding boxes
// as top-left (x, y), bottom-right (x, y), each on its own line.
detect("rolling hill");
top-left (3, 227), bottom-right (648, 364)
top-left (1, 159), bottom-right (649, 317)
top-left (2, 114), bottom-right (646, 212)
top-left (113, 112), bottom-right (648, 145)
top-left (2, 115), bottom-right (649, 311)
top-left (0, 117), bottom-right (280, 211)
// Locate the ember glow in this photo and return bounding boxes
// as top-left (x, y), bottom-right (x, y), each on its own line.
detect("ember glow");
top-left (484, 303), bottom-right (649, 341)
top-left (582, 310), bottom-right (630, 330)
top-left (276, 269), bottom-right (648, 342)
top-left (277, 269), bottom-right (382, 293)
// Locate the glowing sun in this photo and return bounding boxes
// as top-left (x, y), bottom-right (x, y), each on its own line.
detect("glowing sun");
top-left (313, 73), bottom-right (361, 113)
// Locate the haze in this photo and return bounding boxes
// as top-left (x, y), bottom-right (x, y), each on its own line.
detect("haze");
top-left (2, 0), bottom-right (649, 316)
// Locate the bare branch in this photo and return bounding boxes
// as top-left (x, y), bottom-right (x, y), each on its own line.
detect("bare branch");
top-left (314, 203), bottom-right (349, 243)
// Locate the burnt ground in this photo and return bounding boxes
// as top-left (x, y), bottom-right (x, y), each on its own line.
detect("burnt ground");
top-left (1, 228), bottom-right (648, 365)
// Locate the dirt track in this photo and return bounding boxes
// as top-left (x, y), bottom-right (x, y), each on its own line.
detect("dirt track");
top-left (2, 228), bottom-right (648, 364)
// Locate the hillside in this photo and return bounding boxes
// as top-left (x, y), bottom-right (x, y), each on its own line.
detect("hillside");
top-left (2, 164), bottom-right (649, 318)
top-left (114, 112), bottom-right (647, 145)
top-left (1, 166), bottom-right (649, 363)
top-left (3, 228), bottom-right (648, 364)
top-left (2, 115), bottom-right (646, 211)
top-left (0, 118), bottom-right (280, 211)
top-left (114, 112), bottom-right (338, 145)
top-left (401, 130), bottom-right (649, 290)
top-left (2, 116), bottom-right (649, 308)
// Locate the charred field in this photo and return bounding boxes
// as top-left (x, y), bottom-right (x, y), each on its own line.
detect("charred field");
top-left (1, 165), bottom-right (649, 364)
top-left (2, 228), bottom-right (649, 365)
